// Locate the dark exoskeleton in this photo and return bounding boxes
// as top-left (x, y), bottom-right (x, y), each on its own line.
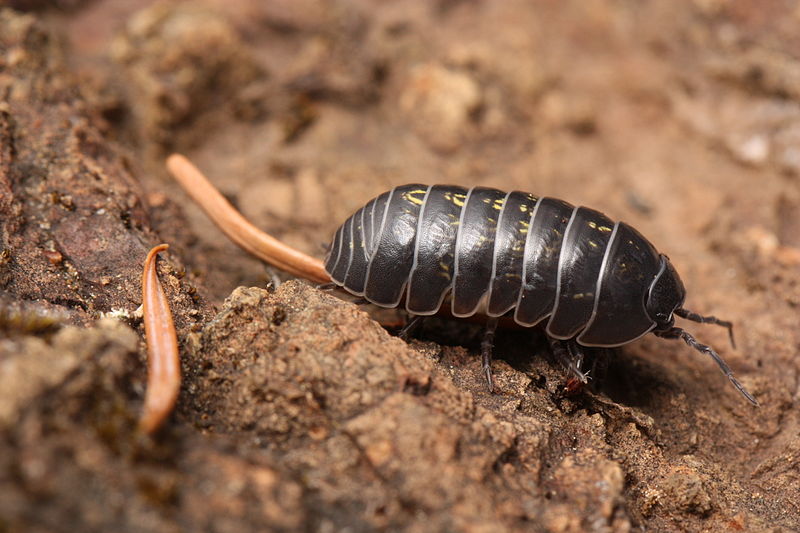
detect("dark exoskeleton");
top-left (324, 184), bottom-right (757, 405)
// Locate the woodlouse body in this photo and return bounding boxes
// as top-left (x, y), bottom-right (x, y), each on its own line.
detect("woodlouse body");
top-left (325, 184), bottom-right (757, 404)
top-left (325, 184), bottom-right (679, 346)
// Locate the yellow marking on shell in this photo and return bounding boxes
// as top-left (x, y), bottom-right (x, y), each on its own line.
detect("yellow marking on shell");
top-left (598, 225), bottom-right (613, 232)
top-left (449, 193), bottom-right (466, 207)
top-left (403, 189), bottom-right (427, 206)
top-left (588, 221), bottom-right (597, 229)
top-left (439, 261), bottom-right (451, 272)
top-left (492, 198), bottom-right (505, 210)
top-left (588, 240), bottom-right (599, 248)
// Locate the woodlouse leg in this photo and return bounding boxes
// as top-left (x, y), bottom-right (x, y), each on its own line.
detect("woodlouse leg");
top-left (675, 307), bottom-right (736, 348)
top-left (567, 342), bottom-right (587, 378)
top-left (656, 326), bottom-right (757, 405)
top-left (481, 318), bottom-right (499, 392)
top-left (316, 282), bottom-right (338, 291)
top-left (398, 314), bottom-right (425, 341)
top-left (591, 348), bottom-right (612, 389)
top-left (548, 337), bottom-right (590, 383)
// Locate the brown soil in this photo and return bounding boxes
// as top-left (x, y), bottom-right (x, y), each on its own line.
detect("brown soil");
top-left (1, 2), bottom-right (799, 532)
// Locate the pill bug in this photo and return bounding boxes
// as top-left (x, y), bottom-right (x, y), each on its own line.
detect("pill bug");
top-left (324, 184), bottom-right (758, 405)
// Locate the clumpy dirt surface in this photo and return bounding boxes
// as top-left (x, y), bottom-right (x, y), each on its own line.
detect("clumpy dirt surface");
top-left (1, 1), bottom-right (799, 532)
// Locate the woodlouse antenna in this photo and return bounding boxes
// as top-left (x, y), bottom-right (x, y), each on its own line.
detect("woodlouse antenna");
top-left (656, 326), bottom-right (758, 406)
top-left (140, 244), bottom-right (181, 434)
top-left (675, 307), bottom-right (736, 349)
top-left (166, 154), bottom-right (331, 284)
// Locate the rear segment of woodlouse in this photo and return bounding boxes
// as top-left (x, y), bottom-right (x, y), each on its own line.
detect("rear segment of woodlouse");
top-left (325, 184), bottom-right (757, 405)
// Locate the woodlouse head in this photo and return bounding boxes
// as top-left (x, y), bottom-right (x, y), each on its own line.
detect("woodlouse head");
top-left (647, 255), bottom-right (687, 332)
